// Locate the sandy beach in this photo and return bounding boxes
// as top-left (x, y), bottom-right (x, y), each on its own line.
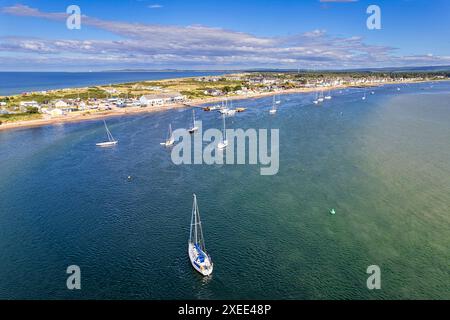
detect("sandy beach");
top-left (0, 80), bottom-right (432, 132)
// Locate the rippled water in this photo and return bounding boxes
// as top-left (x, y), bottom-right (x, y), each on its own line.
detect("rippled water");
top-left (0, 82), bottom-right (449, 299)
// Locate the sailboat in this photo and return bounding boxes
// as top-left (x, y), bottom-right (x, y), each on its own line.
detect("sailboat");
top-left (362, 91), bottom-right (366, 100)
top-left (188, 194), bottom-right (213, 276)
top-left (219, 99), bottom-right (230, 115)
top-left (96, 120), bottom-right (118, 147)
top-left (160, 123), bottom-right (175, 147)
top-left (317, 90), bottom-right (324, 102)
top-left (226, 100), bottom-right (236, 116)
top-left (217, 113), bottom-right (228, 150)
top-left (269, 96), bottom-right (277, 114)
top-left (324, 90), bottom-right (332, 100)
top-left (275, 95), bottom-right (281, 104)
top-left (219, 99), bottom-right (235, 116)
top-left (313, 91), bottom-right (319, 104)
top-left (188, 109), bottom-right (199, 134)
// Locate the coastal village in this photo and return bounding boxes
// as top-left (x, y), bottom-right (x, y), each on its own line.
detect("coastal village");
top-left (0, 71), bottom-right (447, 126)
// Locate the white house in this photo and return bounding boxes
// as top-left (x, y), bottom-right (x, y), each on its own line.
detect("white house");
top-left (20, 100), bottom-right (41, 112)
top-left (49, 108), bottom-right (64, 117)
top-left (204, 89), bottom-right (223, 96)
top-left (140, 95), bottom-right (164, 107)
top-left (20, 100), bottom-right (39, 108)
top-left (140, 93), bottom-right (185, 107)
top-left (54, 100), bottom-right (68, 108)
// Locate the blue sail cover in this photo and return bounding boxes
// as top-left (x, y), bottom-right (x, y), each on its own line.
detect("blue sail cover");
top-left (195, 243), bottom-right (205, 263)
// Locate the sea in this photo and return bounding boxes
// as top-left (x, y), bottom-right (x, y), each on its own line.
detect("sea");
top-left (0, 80), bottom-right (449, 299)
top-left (0, 71), bottom-right (228, 96)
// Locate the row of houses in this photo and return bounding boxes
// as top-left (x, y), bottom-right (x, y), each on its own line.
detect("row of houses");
top-left (139, 92), bottom-right (186, 107)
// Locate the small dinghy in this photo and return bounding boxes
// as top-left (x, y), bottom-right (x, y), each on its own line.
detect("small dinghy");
top-left (188, 109), bottom-right (199, 134)
top-left (96, 120), bottom-right (118, 147)
top-left (188, 194), bottom-right (213, 276)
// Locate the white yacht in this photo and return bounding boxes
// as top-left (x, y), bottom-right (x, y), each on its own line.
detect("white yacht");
top-left (160, 123), bottom-right (175, 147)
top-left (96, 120), bottom-right (118, 147)
top-left (217, 113), bottom-right (228, 150)
top-left (188, 194), bottom-right (213, 276)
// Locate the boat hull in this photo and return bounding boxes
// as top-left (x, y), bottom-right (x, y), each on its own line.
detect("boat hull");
top-left (188, 127), bottom-right (199, 134)
top-left (160, 139), bottom-right (175, 147)
top-left (217, 140), bottom-right (228, 150)
top-left (96, 141), bottom-right (118, 147)
top-left (188, 242), bottom-right (213, 276)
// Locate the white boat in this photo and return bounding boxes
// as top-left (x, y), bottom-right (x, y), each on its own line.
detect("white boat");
top-left (362, 92), bottom-right (366, 100)
top-left (160, 123), bottom-right (175, 147)
top-left (275, 95), bottom-right (281, 104)
top-left (96, 120), bottom-right (118, 147)
top-left (219, 107), bottom-right (230, 114)
top-left (188, 109), bottom-right (199, 134)
top-left (217, 113), bottom-right (228, 150)
top-left (219, 99), bottom-right (230, 114)
top-left (219, 99), bottom-right (236, 116)
top-left (313, 91), bottom-right (319, 104)
top-left (188, 194), bottom-right (213, 276)
top-left (269, 96), bottom-right (277, 114)
top-left (324, 91), bottom-right (332, 100)
top-left (225, 101), bottom-right (236, 116)
top-left (219, 108), bottom-right (236, 116)
top-left (317, 90), bottom-right (324, 102)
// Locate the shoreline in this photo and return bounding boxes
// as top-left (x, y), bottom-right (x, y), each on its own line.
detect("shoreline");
top-left (0, 79), bottom-right (443, 132)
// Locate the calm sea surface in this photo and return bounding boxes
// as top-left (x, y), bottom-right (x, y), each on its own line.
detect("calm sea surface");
top-left (0, 71), bottom-right (227, 96)
top-left (0, 81), bottom-right (449, 299)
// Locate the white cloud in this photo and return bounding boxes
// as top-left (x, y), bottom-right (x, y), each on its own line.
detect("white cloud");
top-left (0, 4), bottom-right (449, 70)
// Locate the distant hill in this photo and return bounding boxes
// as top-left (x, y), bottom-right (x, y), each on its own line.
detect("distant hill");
top-left (340, 66), bottom-right (450, 73)
top-left (244, 66), bottom-right (450, 73)
top-left (100, 66), bottom-right (450, 74)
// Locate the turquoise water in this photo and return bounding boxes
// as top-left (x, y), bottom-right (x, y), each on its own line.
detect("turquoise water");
top-left (0, 82), bottom-right (449, 299)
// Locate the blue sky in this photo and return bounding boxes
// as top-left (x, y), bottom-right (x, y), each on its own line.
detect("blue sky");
top-left (0, 0), bottom-right (449, 71)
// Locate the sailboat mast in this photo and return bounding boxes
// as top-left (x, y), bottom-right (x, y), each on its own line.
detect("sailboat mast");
top-left (103, 120), bottom-right (112, 142)
top-left (194, 195), bottom-right (198, 244)
top-left (168, 124), bottom-right (173, 140)
top-left (190, 194), bottom-right (196, 243)
top-left (194, 195), bottom-right (205, 250)
top-left (222, 114), bottom-right (226, 141)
